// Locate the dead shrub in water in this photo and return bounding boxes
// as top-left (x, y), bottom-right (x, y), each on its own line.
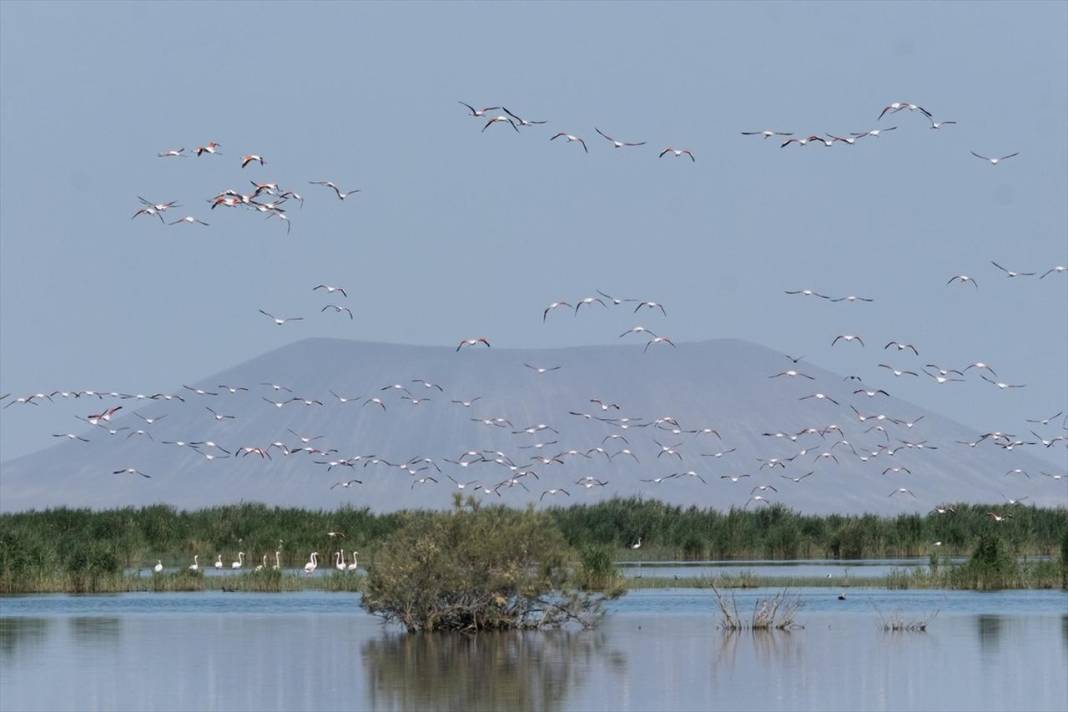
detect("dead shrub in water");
top-left (710, 584), bottom-right (803, 630)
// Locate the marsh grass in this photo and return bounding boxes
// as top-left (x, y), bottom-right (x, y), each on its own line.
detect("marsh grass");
top-left (710, 584), bottom-right (803, 630)
top-left (873, 602), bottom-right (940, 632)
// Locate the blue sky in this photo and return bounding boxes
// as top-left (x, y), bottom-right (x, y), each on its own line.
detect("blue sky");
top-left (1, 1), bottom-right (1066, 462)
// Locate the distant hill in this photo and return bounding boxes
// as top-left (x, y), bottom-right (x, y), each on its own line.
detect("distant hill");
top-left (1, 338), bottom-right (1064, 513)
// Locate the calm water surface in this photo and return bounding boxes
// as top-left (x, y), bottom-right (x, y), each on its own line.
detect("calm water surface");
top-left (1, 589), bottom-right (1065, 711)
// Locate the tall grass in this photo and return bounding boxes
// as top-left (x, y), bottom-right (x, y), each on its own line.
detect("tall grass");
top-left (1, 499), bottom-right (1065, 593)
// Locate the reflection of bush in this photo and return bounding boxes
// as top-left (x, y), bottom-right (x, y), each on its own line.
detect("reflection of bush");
top-left (361, 630), bottom-right (608, 712)
top-left (361, 497), bottom-right (613, 631)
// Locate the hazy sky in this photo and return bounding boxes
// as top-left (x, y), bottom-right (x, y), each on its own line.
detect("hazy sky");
top-left (1, 1), bottom-right (1066, 462)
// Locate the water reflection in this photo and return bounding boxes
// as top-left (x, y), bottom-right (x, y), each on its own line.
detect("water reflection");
top-left (0, 618), bottom-right (51, 660)
top-left (977, 614), bottom-right (1003, 653)
top-left (362, 630), bottom-right (615, 712)
top-left (69, 616), bottom-right (120, 645)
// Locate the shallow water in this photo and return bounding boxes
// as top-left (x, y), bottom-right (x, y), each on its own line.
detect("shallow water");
top-left (1, 589), bottom-right (1065, 711)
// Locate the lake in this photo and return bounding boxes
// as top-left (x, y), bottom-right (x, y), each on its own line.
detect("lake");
top-left (1, 589), bottom-right (1065, 711)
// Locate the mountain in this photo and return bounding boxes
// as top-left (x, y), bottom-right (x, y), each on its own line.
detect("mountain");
top-left (1, 338), bottom-right (1064, 514)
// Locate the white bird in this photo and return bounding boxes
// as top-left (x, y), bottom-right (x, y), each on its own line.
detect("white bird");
top-left (303, 552), bottom-right (319, 575)
top-left (540, 488), bottom-right (570, 501)
top-left (525, 363), bottom-right (561, 374)
top-left (851, 127), bottom-right (897, 138)
top-left (168, 215), bottom-right (209, 226)
top-left (550, 133), bottom-right (588, 152)
top-left (273, 551), bottom-right (281, 570)
top-left (888, 488), bottom-right (917, 499)
top-left (240, 154), bottom-right (265, 168)
top-left (947, 274), bottom-right (978, 288)
top-left (254, 555), bottom-right (267, 572)
top-left (631, 538), bottom-right (642, 549)
top-left (314, 284), bottom-right (348, 297)
top-left (1040, 265), bottom-right (1066, 279)
top-left (878, 101), bottom-right (931, 120)
top-left (482, 115), bottom-right (519, 132)
top-left (157, 147), bottom-right (185, 158)
top-left (543, 301), bottom-right (573, 321)
top-left (981, 375), bottom-right (1025, 390)
top-left (595, 127), bottom-right (645, 148)
top-left (322, 304), bottom-right (354, 319)
top-left (214, 555), bottom-right (223, 569)
top-left (458, 102), bottom-right (500, 117)
top-left (991, 261), bottom-right (1035, 278)
top-left (153, 560), bottom-right (163, 573)
top-left (832, 335), bottom-right (865, 347)
top-left (501, 107), bottom-right (548, 127)
top-left (309, 180), bottom-right (360, 200)
top-left (644, 336), bottom-right (676, 352)
top-left (231, 552), bottom-right (244, 569)
top-left (741, 129), bottom-right (792, 140)
top-left (970, 151), bottom-right (1019, 165)
top-left (188, 555), bottom-right (199, 571)
top-left (347, 551), bottom-right (359, 572)
top-left (928, 119), bottom-right (957, 130)
top-left (335, 551), bottom-right (346, 572)
top-left (113, 467), bottom-right (150, 479)
top-left (456, 338), bottom-right (491, 351)
top-left (659, 147), bottom-right (695, 161)
top-left (259, 309), bottom-right (304, 326)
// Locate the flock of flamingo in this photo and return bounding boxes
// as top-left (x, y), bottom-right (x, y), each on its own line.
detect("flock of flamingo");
top-left (2, 95), bottom-right (1066, 574)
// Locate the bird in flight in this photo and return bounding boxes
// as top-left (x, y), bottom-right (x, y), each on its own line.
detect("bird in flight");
top-left (240, 154), bottom-right (265, 168)
top-left (259, 310), bottom-right (303, 326)
top-left (314, 284), bottom-right (348, 297)
top-left (321, 305), bottom-right (354, 319)
top-left (659, 147), bottom-right (695, 161)
top-left (456, 338), bottom-right (491, 351)
top-left (309, 180), bottom-right (359, 200)
top-left (458, 102), bottom-right (500, 117)
top-left (114, 467), bottom-right (151, 479)
top-left (482, 115), bottom-right (520, 132)
top-left (1040, 265), bottom-right (1066, 279)
top-left (878, 101), bottom-right (931, 120)
top-left (595, 128), bottom-right (645, 148)
top-left (946, 275), bottom-right (978, 288)
top-left (550, 133), bottom-right (588, 152)
top-left (501, 107), bottom-right (547, 127)
top-left (741, 129), bottom-right (792, 140)
top-left (525, 364), bottom-right (561, 374)
top-left (832, 335), bottom-right (865, 347)
top-left (990, 261), bottom-right (1035, 278)
top-left (157, 147), bottom-right (185, 158)
top-left (970, 151), bottom-right (1019, 165)
top-left (168, 215), bottom-right (209, 227)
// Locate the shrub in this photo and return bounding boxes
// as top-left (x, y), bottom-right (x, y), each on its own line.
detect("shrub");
top-left (361, 499), bottom-right (613, 632)
top-left (953, 534), bottom-right (1017, 590)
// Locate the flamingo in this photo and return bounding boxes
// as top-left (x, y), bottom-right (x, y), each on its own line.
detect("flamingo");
top-left (273, 551), bottom-right (281, 570)
top-left (304, 552), bottom-right (319, 575)
top-left (550, 133), bottom-right (588, 152)
top-left (255, 555), bottom-right (267, 572)
top-left (231, 552), bottom-right (245, 569)
top-left (153, 560), bottom-right (163, 573)
top-left (214, 555), bottom-right (223, 569)
top-left (659, 147), bottom-right (695, 161)
top-left (188, 555), bottom-right (199, 571)
top-left (347, 551), bottom-right (359, 572)
top-left (335, 551), bottom-right (346, 572)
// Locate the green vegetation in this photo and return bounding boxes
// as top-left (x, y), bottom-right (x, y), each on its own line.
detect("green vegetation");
top-left (361, 497), bottom-right (610, 631)
top-left (1, 498), bottom-right (1065, 594)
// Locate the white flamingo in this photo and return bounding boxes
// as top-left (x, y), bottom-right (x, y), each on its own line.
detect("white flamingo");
top-left (336, 550), bottom-right (346, 572)
top-left (188, 555), bottom-right (199, 571)
top-left (214, 555), bottom-right (223, 569)
top-left (231, 552), bottom-right (245, 569)
top-left (153, 560), bottom-right (163, 573)
top-left (273, 551), bottom-right (281, 570)
top-left (304, 552), bottom-right (319, 575)
top-left (347, 551), bottom-right (359, 572)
